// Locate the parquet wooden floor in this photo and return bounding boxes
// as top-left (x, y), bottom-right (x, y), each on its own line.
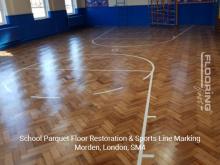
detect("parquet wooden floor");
top-left (0, 26), bottom-right (219, 165)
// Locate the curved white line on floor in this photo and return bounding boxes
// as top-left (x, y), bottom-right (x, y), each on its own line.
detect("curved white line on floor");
top-left (91, 26), bottom-right (194, 48)
top-left (93, 87), bottom-right (124, 95)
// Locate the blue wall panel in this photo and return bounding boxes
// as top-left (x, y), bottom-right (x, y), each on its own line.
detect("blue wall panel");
top-left (0, 26), bottom-right (20, 49)
top-left (86, 7), bottom-right (117, 26)
top-left (6, 14), bottom-right (34, 41)
top-left (31, 18), bottom-right (55, 39)
top-left (0, 3), bottom-right (217, 50)
top-left (0, 10), bottom-right (85, 50)
top-left (68, 15), bottom-right (85, 27)
top-left (86, 6), bottom-right (151, 26)
top-left (178, 3), bottom-right (217, 25)
top-left (126, 6), bottom-right (150, 26)
top-left (6, 11), bottom-right (67, 42)
top-left (49, 10), bottom-right (68, 33)
top-left (85, 3), bottom-right (217, 26)
top-left (69, 8), bottom-right (86, 27)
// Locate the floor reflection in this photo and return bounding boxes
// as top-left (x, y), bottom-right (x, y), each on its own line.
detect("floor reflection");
top-left (38, 48), bottom-right (62, 111)
top-left (0, 61), bottom-right (28, 130)
top-left (68, 40), bottom-right (86, 91)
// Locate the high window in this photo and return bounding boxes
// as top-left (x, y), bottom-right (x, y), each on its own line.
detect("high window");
top-left (30, 0), bottom-right (49, 19)
top-left (65, 0), bottom-right (77, 15)
top-left (0, 0), bottom-right (6, 24)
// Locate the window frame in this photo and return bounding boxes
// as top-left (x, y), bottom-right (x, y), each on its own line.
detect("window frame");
top-left (65, 0), bottom-right (77, 15)
top-left (30, 0), bottom-right (49, 20)
top-left (0, 0), bottom-right (6, 25)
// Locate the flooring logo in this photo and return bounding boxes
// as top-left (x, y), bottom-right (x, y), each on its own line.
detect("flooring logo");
top-left (194, 52), bottom-right (212, 112)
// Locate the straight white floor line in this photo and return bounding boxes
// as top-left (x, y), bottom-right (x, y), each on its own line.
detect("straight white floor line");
top-left (98, 37), bottom-right (152, 40)
top-left (31, 96), bottom-right (61, 99)
top-left (93, 87), bottom-right (124, 95)
top-left (2, 53), bottom-right (155, 93)
top-left (27, 68), bottom-right (151, 73)
top-left (172, 25), bottom-right (194, 39)
top-left (142, 154), bottom-right (155, 158)
top-left (92, 27), bottom-right (116, 44)
top-left (26, 68), bottom-right (151, 81)
top-left (147, 116), bottom-right (157, 119)
top-left (24, 53), bottom-right (155, 80)
top-left (103, 53), bottom-right (155, 80)
top-left (137, 70), bottom-right (154, 165)
top-left (92, 26), bottom-right (194, 48)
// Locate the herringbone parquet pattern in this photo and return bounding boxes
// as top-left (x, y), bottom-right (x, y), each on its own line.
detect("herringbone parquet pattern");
top-left (0, 26), bottom-right (219, 165)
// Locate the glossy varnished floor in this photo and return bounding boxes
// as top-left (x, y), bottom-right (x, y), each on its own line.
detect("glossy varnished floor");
top-left (0, 26), bottom-right (220, 165)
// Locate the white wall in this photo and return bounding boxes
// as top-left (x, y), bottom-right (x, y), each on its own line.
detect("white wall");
top-left (4, 0), bottom-right (147, 16)
top-left (5, 0), bottom-right (32, 15)
top-left (49, 0), bottom-right (65, 11)
top-left (4, 0), bottom-right (74, 16)
top-left (77, 0), bottom-right (86, 8)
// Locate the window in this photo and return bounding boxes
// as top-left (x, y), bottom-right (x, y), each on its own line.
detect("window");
top-left (30, 0), bottom-right (49, 19)
top-left (0, 0), bottom-right (6, 25)
top-left (0, 10), bottom-right (3, 24)
top-left (65, 0), bottom-right (77, 15)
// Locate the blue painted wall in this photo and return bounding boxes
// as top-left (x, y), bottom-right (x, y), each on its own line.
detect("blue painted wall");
top-left (178, 3), bottom-right (217, 25)
top-left (0, 10), bottom-right (85, 50)
top-left (0, 3), bottom-right (217, 50)
top-left (0, 26), bottom-right (20, 48)
top-left (86, 6), bottom-right (150, 26)
top-left (85, 3), bottom-right (217, 26)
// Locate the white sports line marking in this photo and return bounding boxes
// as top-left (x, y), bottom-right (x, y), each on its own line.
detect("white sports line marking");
top-left (2, 54), bottom-right (153, 94)
top-left (142, 154), bottom-right (155, 158)
top-left (172, 26), bottom-right (194, 39)
top-left (147, 116), bottom-right (157, 119)
top-left (29, 68), bottom-right (150, 73)
top-left (93, 87), bottom-right (124, 95)
top-left (31, 96), bottom-right (61, 99)
top-left (92, 27), bottom-right (115, 45)
top-left (92, 26), bottom-right (194, 48)
top-left (137, 61), bottom-right (154, 165)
